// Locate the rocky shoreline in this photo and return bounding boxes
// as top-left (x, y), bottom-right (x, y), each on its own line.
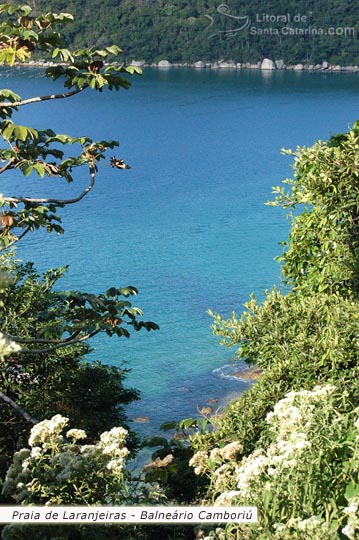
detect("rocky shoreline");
top-left (132, 58), bottom-right (359, 73)
top-left (10, 58), bottom-right (359, 73)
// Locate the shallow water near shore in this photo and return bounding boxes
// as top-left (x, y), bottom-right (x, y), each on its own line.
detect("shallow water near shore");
top-left (4, 67), bottom-right (359, 435)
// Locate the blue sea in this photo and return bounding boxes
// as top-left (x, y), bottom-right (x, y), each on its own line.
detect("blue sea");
top-left (2, 67), bottom-right (359, 436)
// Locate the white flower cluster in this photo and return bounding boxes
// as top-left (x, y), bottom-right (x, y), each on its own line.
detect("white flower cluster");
top-left (2, 415), bottom-right (130, 505)
top-left (66, 428), bottom-right (87, 441)
top-left (210, 441), bottom-right (243, 462)
top-left (266, 385), bottom-right (336, 434)
top-left (99, 426), bottom-right (129, 473)
top-left (273, 516), bottom-right (331, 539)
top-left (1, 448), bottom-right (31, 502)
top-left (190, 441), bottom-right (243, 478)
top-left (342, 497), bottom-right (359, 539)
top-left (215, 490), bottom-right (241, 506)
top-left (28, 414), bottom-right (68, 447)
top-left (212, 385), bottom-right (337, 502)
top-left (189, 450), bottom-right (208, 475)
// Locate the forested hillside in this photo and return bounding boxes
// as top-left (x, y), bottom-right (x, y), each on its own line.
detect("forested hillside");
top-left (25, 0), bottom-right (359, 65)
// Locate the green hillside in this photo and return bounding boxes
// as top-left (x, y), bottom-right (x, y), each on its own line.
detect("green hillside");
top-left (27, 0), bottom-right (359, 65)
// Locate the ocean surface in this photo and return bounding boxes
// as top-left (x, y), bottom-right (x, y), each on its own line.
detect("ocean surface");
top-left (2, 67), bottom-right (359, 436)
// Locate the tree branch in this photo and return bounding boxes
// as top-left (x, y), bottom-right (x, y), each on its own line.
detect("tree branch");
top-left (8, 329), bottom-right (82, 345)
top-left (0, 85), bottom-right (89, 109)
top-left (15, 330), bottom-right (101, 354)
top-left (6, 226), bottom-right (31, 249)
top-left (0, 391), bottom-right (38, 424)
top-left (3, 167), bottom-right (96, 206)
top-left (0, 159), bottom-right (15, 175)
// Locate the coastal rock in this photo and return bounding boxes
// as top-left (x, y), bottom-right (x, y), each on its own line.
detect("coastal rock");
top-left (158, 60), bottom-right (172, 68)
top-left (218, 60), bottom-right (236, 69)
top-left (131, 60), bottom-right (145, 67)
top-left (236, 62), bottom-right (242, 69)
top-left (275, 59), bottom-right (285, 69)
top-left (261, 58), bottom-right (276, 70)
top-left (232, 366), bottom-right (263, 381)
top-left (322, 61), bottom-right (330, 69)
top-left (200, 406), bottom-right (212, 415)
top-left (194, 61), bottom-right (205, 69)
top-left (294, 64), bottom-right (304, 71)
top-left (133, 416), bottom-right (150, 423)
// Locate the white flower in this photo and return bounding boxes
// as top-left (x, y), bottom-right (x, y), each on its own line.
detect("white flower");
top-left (297, 515), bottom-right (324, 531)
top-left (342, 523), bottom-right (356, 540)
top-left (215, 490), bottom-right (241, 506)
top-left (343, 499), bottom-right (359, 515)
top-left (29, 415), bottom-right (69, 447)
top-left (99, 427), bottom-right (128, 455)
top-left (106, 458), bottom-right (126, 474)
top-left (189, 451), bottom-right (208, 473)
top-left (218, 441), bottom-right (242, 460)
top-left (209, 448), bottom-right (222, 461)
top-left (30, 447), bottom-right (42, 459)
top-left (66, 428), bottom-right (87, 441)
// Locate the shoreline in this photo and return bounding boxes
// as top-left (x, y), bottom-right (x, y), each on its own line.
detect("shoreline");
top-left (7, 58), bottom-right (359, 74)
top-left (130, 58), bottom-right (359, 73)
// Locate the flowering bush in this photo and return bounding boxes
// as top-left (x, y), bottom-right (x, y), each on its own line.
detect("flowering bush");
top-left (2, 414), bottom-right (131, 505)
top-left (191, 385), bottom-right (359, 540)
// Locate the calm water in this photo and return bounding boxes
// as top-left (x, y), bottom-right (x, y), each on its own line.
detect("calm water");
top-left (2, 67), bottom-right (359, 435)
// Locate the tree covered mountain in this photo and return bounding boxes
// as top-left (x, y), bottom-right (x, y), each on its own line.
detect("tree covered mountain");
top-left (26, 0), bottom-right (359, 65)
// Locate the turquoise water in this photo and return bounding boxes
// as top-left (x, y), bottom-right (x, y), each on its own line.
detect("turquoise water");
top-left (3, 67), bottom-right (359, 434)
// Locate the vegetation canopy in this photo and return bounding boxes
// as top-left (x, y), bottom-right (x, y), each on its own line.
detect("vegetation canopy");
top-left (0, 5), bottom-right (161, 530)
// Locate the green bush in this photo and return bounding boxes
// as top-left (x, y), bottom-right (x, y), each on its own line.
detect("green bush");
top-left (191, 122), bottom-right (359, 539)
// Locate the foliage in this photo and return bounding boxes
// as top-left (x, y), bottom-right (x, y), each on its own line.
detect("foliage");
top-left (0, 252), bottom-right (157, 477)
top-left (23, 0), bottom-right (359, 65)
top-left (142, 417), bottom-right (209, 503)
top-left (190, 120), bottom-right (359, 539)
top-left (192, 385), bottom-right (359, 540)
top-left (0, 5), bottom-right (160, 531)
top-left (210, 290), bottom-right (359, 375)
top-left (0, 2), bottom-right (141, 249)
top-left (1, 415), bottom-right (158, 540)
top-left (268, 122), bottom-right (359, 296)
top-left (2, 415), bottom-right (131, 505)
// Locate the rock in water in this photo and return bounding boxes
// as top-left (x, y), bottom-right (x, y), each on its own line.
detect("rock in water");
top-left (261, 58), bottom-right (276, 70)
top-left (158, 60), bottom-right (172, 68)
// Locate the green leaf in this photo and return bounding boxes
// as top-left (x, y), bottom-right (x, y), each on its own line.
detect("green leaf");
top-left (22, 163), bottom-right (33, 176)
top-left (14, 125), bottom-right (28, 141)
top-left (33, 163), bottom-right (45, 177)
top-left (179, 418), bottom-right (197, 430)
top-left (105, 45), bottom-right (122, 56)
top-left (2, 123), bottom-right (14, 139)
